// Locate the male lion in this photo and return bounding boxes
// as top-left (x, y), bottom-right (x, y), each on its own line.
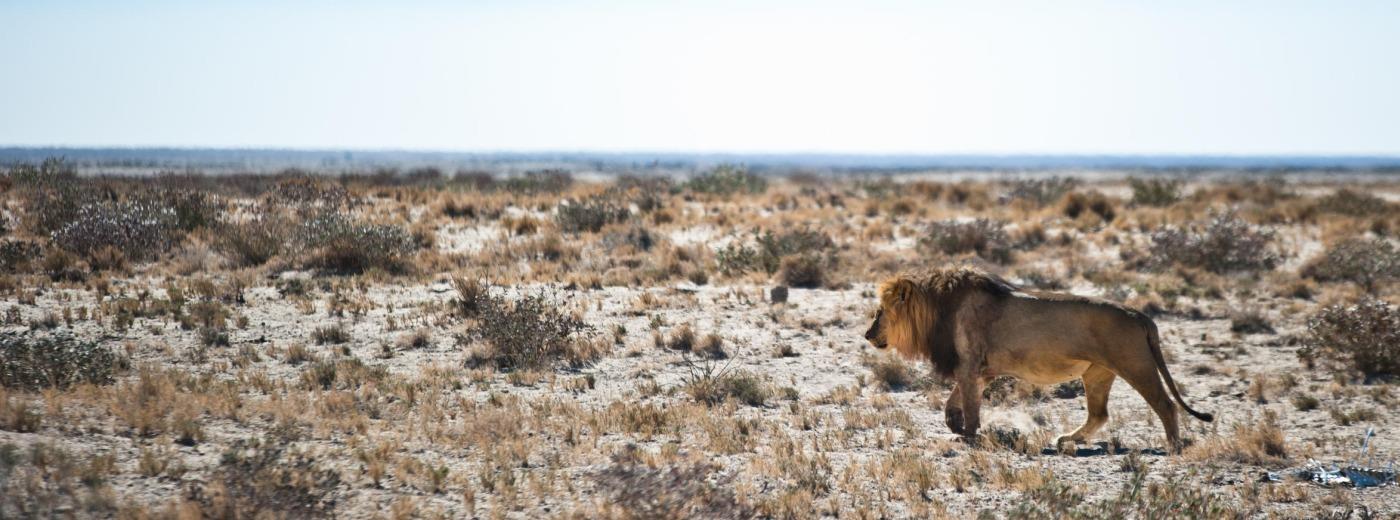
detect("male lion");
top-left (864, 266), bottom-right (1213, 451)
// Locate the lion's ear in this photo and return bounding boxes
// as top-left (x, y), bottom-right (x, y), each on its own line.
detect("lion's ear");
top-left (882, 278), bottom-right (917, 305)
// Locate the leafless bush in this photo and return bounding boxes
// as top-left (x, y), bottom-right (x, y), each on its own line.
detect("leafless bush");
top-left (52, 201), bottom-right (178, 263)
top-left (270, 175), bottom-right (353, 208)
top-left (1302, 237), bottom-right (1399, 291)
top-left (921, 218), bottom-right (1012, 263)
top-left (1148, 211), bottom-right (1280, 273)
top-left (7, 158), bottom-right (88, 235)
top-left (1303, 297), bottom-right (1400, 378)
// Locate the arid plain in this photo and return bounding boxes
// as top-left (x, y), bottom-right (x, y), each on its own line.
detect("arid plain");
top-left (1, 162), bottom-right (1397, 518)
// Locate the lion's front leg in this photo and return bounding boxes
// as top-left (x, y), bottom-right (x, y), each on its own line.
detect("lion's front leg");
top-left (944, 384), bottom-right (965, 435)
top-left (957, 374), bottom-right (984, 443)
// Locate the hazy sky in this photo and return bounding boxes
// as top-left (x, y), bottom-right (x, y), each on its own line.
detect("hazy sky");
top-left (2, 1), bottom-right (1397, 154)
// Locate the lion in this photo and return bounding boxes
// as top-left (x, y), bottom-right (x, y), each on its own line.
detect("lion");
top-left (863, 266), bottom-right (1213, 451)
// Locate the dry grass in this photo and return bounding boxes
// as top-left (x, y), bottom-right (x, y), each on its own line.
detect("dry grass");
top-left (0, 164), bottom-right (1396, 517)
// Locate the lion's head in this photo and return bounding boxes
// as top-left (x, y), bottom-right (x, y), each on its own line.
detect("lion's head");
top-left (865, 266), bottom-right (1016, 377)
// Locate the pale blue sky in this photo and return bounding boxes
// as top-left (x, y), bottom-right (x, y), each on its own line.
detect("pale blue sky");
top-left (1, 1), bottom-right (1397, 154)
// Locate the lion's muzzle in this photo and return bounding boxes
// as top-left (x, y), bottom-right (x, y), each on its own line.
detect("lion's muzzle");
top-left (864, 310), bottom-right (887, 349)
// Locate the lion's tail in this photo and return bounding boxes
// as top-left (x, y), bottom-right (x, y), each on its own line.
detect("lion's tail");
top-left (1144, 320), bottom-right (1214, 423)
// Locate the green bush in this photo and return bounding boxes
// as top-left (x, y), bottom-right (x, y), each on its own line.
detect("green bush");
top-left (1314, 189), bottom-right (1392, 217)
top-left (716, 228), bottom-right (836, 276)
top-left (556, 197), bottom-right (631, 233)
top-left (461, 287), bottom-right (594, 371)
top-left (1129, 178), bottom-right (1183, 207)
top-left (0, 333), bottom-right (120, 390)
top-left (500, 169), bottom-right (573, 195)
top-left (685, 164), bottom-right (767, 195)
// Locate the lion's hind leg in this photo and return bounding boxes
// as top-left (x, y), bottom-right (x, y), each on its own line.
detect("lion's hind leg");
top-left (1117, 361), bottom-right (1183, 453)
top-left (1057, 365), bottom-right (1115, 446)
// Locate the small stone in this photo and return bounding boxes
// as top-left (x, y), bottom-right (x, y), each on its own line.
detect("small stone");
top-left (770, 285), bottom-right (789, 304)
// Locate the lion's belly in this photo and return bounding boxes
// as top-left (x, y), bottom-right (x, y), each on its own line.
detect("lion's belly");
top-left (985, 352), bottom-right (1091, 385)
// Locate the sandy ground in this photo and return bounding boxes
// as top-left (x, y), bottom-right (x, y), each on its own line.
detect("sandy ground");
top-left (1, 175), bottom-right (1397, 519)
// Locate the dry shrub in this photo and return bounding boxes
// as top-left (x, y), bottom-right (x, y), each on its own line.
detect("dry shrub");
top-left (1060, 191), bottom-right (1116, 223)
top-left (52, 201), bottom-right (179, 263)
top-left (592, 447), bottom-right (753, 519)
top-left (0, 332), bottom-right (120, 390)
top-left (270, 175), bottom-right (353, 208)
top-left (461, 287), bottom-right (595, 371)
top-left (1229, 309), bottom-right (1275, 335)
top-left (7, 158), bottom-right (87, 235)
top-left (310, 325), bottom-right (350, 345)
top-left (921, 218), bottom-right (1012, 263)
top-left (1303, 297), bottom-right (1400, 378)
top-left (296, 211), bottom-right (416, 273)
top-left (1187, 410), bottom-right (1287, 466)
top-left (215, 215), bottom-right (289, 267)
top-left (778, 253), bottom-right (829, 288)
top-left (1301, 237), bottom-right (1399, 292)
top-left (556, 196), bottom-right (631, 233)
top-left (500, 169), bottom-right (573, 194)
top-left (0, 240), bottom-right (41, 273)
top-left (864, 353), bottom-right (922, 391)
top-left (684, 360), bottom-right (769, 407)
top-left (0, 392), bottom-right (44, 432)
top-left (1148, 211), bottom-right (1280, 273)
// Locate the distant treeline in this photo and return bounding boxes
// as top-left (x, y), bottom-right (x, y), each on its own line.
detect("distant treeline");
top-left (1, 147), bottom-right (1398, 175)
